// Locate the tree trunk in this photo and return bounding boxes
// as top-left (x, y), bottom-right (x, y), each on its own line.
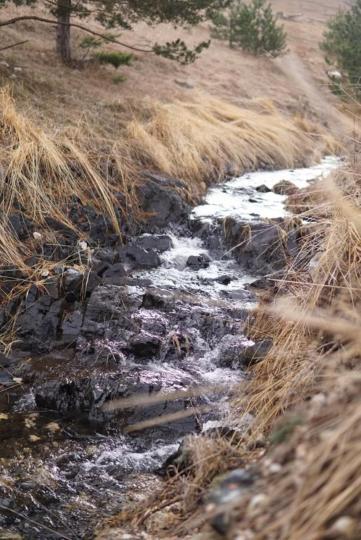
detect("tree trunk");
top-left (56, 0), bottom-right (72, 64)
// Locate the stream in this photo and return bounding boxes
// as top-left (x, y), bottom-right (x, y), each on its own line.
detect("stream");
top-left (0, 156), bottom-right (339, 539)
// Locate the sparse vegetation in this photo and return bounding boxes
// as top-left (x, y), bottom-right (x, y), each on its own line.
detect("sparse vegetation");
top-left (211, 0), bottom-right (287, 56)
top-left (96, 50), bottom-right (133, 68)
top-left (112, 73), bottom-right (127, 84)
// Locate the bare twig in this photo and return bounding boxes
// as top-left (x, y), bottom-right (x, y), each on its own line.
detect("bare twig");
top-left (0, 39), bottom-right (28, 52)
top-left (0, 16), bottom-right (152, 53)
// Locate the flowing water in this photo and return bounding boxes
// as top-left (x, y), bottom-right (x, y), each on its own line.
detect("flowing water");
top-left (0, 157), bottom-right (340, 539)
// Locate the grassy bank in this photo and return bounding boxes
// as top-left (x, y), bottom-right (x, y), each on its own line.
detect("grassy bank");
top-left (0, 88), bottom-right (334, 277)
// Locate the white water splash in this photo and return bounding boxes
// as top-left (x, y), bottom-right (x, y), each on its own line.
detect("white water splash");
top-left (192, 156), bottom-right (341, 222)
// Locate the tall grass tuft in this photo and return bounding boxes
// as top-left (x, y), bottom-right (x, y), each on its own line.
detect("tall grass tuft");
top-left (119, 95), bottom-right (336, 200)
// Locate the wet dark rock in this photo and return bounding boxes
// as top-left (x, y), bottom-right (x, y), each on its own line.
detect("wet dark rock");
top-left (142, 288), bottom-right (175, 310)
top-left (0, 371), bottom-right (14, 386)
top-left (83, 285), bottom-right (138, 326)
top-left (93, 247), bottom-right (119, 265)
top-left (186, 253), bottom-right (211, 270)
top-left (68, 202), bottom-right (119, 245)
top-left (240, 339), bottom-right (273, 366)
top-left (248, 197), bottom-right (258, 203)
top-left (220, 289), bottom-right (255, 302)
top-left (118, 245), bottom-right (161, 270)
top-left (224, 218), bottom-right (290, 274)
top-left (273, 179), bottom-right (299, 195)
top-left (255, 184), bottom-right (271, 193)
top-left (207, 469), bottom-right (255, 535)
top-left (127, 277), bottom-right (153, 288)
top-left (134, 234), bottom-right (173, 253)
top-left (102, 263), bottom-right (127, 286)
top-left (247, 276), bottom-right (273, 290)
top-left (15, 293), bottom-right (64, 351)
top-left (158, 437), bottom-right (193, 477)
top-left (63, 268), bottom-right (82, 286)
top-left (184, 307), bottom-right (246, 346)
top-left (61, 310), bottom-right (83, 344)
top-left (137, 174), bottom-right (191, 230)
top-left (34, 376), bottom-right (117, 419)
top-left (8, 212), bottom-right (34, 241)
top-left (216, 275), bottom-right (233, 285)
top-left (132, 309), bottom-right (168, 337)
top-left (218, 335), bottom-right (254, 368)
top-left (191, 220), bottom-right (225, 251)
top-left (128, 332), bottom-right (162, 358)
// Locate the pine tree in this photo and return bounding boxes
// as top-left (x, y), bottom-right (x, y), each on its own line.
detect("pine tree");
top-left (321, 0), bottom-right (361, 96)
top-left (211, 0), bottom-right (287, 57)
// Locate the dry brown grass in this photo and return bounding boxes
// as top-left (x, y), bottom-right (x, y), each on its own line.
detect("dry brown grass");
top-left (238, 167), bottom-right (361, 434)
top-left (119, 95), bottom-right (337, 200)
top-left (216, 158), bottom-right (361, 539)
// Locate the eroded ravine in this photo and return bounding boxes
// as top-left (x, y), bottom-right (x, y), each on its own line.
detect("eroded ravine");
top-left (0, 157), bottom-right (339, 539)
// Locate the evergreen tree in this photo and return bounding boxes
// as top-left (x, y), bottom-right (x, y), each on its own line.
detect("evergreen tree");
top-left (211, 0), bottom-right (287, 57)
top-left (321, 0), bottom-right (361, 95)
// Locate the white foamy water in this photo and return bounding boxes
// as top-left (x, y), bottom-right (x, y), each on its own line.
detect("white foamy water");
top-left (192, 156), bottom-right (340, 222)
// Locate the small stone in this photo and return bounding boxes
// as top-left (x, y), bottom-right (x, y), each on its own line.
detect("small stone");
top-left (330, 516), bottom-right (357, 538)
top-left (272, 180), bottom-right (298, 196)
top-left (33, 231), bottom-right (42, 240)
top-left (255, 184), bottom-right (271, 193)
top-left (45, 422), bottom-right (61, 433)
top-left (268, 462), bottom-right (282, 474)
top-left (29, 434), bottom-right (41, 442)
top-left (207, 469), bottom-right (255, 535)
top-left (311, 393), bottom-right (327, 406)
top-left (248, 493), bottom-right (269, 516)
top-left (186, 253), bottom-right (211, 270)
top-left (78, 240), bottom-right (88, 251)
top-left (175, 79), bottom-right (195, 89)
top-left (215, 275), bottom-right (233, 285)
top-left (235, 531), bottom-right (255, 540)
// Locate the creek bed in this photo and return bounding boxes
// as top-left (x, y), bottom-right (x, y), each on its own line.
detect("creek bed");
top-left (0, 157), bottom-right (339, 539)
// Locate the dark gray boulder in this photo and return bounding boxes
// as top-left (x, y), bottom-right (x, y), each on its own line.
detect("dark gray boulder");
top-left (255, 184), bottom-right (271, 193)
top-left (134, 234), bottom-right (173, 253)
top-left (137, 174), bottom-right (191, 230)
top-left (218, 335), bottom-right (254, 368)
top-left (223, 218), bottom-right (292, 274)
top-left (118, 245), bottom-right (161, 270)
top-left (186, 253), bottom-right (211, 270)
